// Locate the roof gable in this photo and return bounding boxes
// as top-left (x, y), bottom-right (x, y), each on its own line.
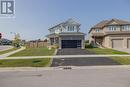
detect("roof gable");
top-left (92, 19), bottom-right (130, 29)
top-left (89, 19), bottom-right (130, 33)
top-left (49, 18), bottom-right (80, 30)
top-left (64, 18), bottom-right (81, 25)
top-left (107, 21), bottom-right (118, 25)
top-left (92, 20), bottom-right (109, 28)
top-left (107, 19), bottom-right (130, 25)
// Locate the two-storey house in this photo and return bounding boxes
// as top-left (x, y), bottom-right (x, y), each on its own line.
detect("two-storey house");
top-left (47, 19), bottom-right (85, 49)
top-left (89, 19), bottom-right (130, 49)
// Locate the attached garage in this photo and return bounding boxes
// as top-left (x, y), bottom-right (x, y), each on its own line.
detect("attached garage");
top-left (112, 39), bottom-right (123, 48)
top-left (61, 40), bottom-right (81, 48)
top-left (127, 39), bottom-right (130, 48)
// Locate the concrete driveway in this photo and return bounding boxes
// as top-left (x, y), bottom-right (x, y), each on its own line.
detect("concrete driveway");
top-left (51, 48), bottom-right (120, 67)
top-left (113, 48), bottom-right (130, 53)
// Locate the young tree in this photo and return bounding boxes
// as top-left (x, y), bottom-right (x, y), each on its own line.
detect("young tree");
top-left (13, 33), bottom-right (21, 48)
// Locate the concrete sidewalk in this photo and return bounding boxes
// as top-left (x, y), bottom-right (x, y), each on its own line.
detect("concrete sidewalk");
top-left (0, 47), bottom-right (26, 58)
top-left (0, 54), bottom-right (129, 60)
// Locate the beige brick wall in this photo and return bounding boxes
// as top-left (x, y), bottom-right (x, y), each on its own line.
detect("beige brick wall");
top-left (103, 35), bottom-right (130, 49)
top-left (103, 36), bottom-right (111, 48)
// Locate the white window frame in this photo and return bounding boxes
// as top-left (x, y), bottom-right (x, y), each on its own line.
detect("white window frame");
top-left (122, 25), bottom-right (130, 31)
top-left (68, 26), bottom-right (75, 32)
top-left (95, 29), bottom-right (101, 32)
top-left (108, 26), bottom-right (118, 31)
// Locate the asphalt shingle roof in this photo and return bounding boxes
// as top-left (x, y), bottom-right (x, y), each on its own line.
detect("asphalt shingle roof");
top-left (89, 19), bottom-right (130, 33)
top-left (92, 19), bottom-right (130, 29)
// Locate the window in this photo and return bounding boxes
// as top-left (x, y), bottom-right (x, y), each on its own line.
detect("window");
top-left (68, 26), bottom-right (75, 31)
top-left (122, 25), bottom-right (130, 31)
top-left (95, 29), bottom-right (100, 32)
top-left (108, 26), bottom-right (118, 31)
top-left (73, 26), bottom-right (75, 29)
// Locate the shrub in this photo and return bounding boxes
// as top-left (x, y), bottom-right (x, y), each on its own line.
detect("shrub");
top-left (55, 44), bottom-right (59, 49)
top-left (85, 43), bottom-right (93, 48)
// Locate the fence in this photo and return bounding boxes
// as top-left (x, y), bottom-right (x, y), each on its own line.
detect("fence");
top-left (26, 41), bottom-right (48, 48)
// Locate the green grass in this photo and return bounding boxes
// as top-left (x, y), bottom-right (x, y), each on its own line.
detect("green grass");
top-left (87, 48), bottom-right (128, 54)
top-left (9, 47), bottom-right (55, 57)
top-left (0, 47), bottom-right (19, 55)
top-left (87, 48), bottom-right (130, 65)
top-left (0, 58), bottom-right (51, 67)
top-left (110, 57), bottom-right (130, 65)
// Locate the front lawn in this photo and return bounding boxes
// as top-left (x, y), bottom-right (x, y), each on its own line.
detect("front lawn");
top-left (9, 47), bottom-right (55, 57)
top-left (87, 48), bottom-right (128, 54)
top-left (87, 48), bottom-right (130, 65)
top-left (0, 47), bottom-right (19, 55)
top-left (110, 57), bottom-right (130, 65)
top-left (0, 58), bottom-right (51, 67)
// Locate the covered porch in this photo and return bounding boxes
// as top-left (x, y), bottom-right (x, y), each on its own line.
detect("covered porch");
top-left (91, 33), bottom-right (104, 48)
top-left (46, 34), bottom-right (60, 49)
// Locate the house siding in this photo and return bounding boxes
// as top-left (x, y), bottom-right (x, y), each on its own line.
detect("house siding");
top-left (61, 35), bottom-right (84, 40)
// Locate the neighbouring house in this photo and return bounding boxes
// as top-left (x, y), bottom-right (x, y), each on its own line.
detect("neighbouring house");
top-left (46, 18), bottom-right (85, 49)
top-left (89, 19), bottom-right (130, 49)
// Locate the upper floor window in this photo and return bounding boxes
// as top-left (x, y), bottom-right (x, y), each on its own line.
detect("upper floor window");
top-left (122, 25), bottom-right (130, 31)
top-left (95, 29), bottom-right (101, 32)
top-left (68, 26), bottom-right (75, 31)
top-left (108, 26), bottom-right (118, 31)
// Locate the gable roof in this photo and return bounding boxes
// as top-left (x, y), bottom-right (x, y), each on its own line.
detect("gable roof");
top-left (63, 18), bottom-right (81, 25)
top-left (92, 20), bottom-right (109, 28)
top-left (89, 19), bottom-right (130, 33)
top-left (48, 18), bottom-right (80, 30)
top-left (107, 19), bottom-right (130, 25)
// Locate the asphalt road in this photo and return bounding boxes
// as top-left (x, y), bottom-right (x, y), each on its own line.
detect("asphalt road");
top-left (0, 67), bottom-right (130, 87)
top-left (0, 45), bottom-right (13, 52)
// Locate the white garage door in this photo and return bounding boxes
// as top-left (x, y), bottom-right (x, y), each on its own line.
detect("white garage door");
top-left (112, 39), bottom-right (123, 48)
top-left (127, 39), bottom-right (130, 48)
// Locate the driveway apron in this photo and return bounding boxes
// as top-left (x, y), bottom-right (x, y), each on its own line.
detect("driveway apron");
top-left (51, 48), bottom-right (120, 67)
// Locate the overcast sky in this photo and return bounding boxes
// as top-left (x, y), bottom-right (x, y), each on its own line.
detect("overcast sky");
top-left (0, 0), bottom-right (130, 40)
